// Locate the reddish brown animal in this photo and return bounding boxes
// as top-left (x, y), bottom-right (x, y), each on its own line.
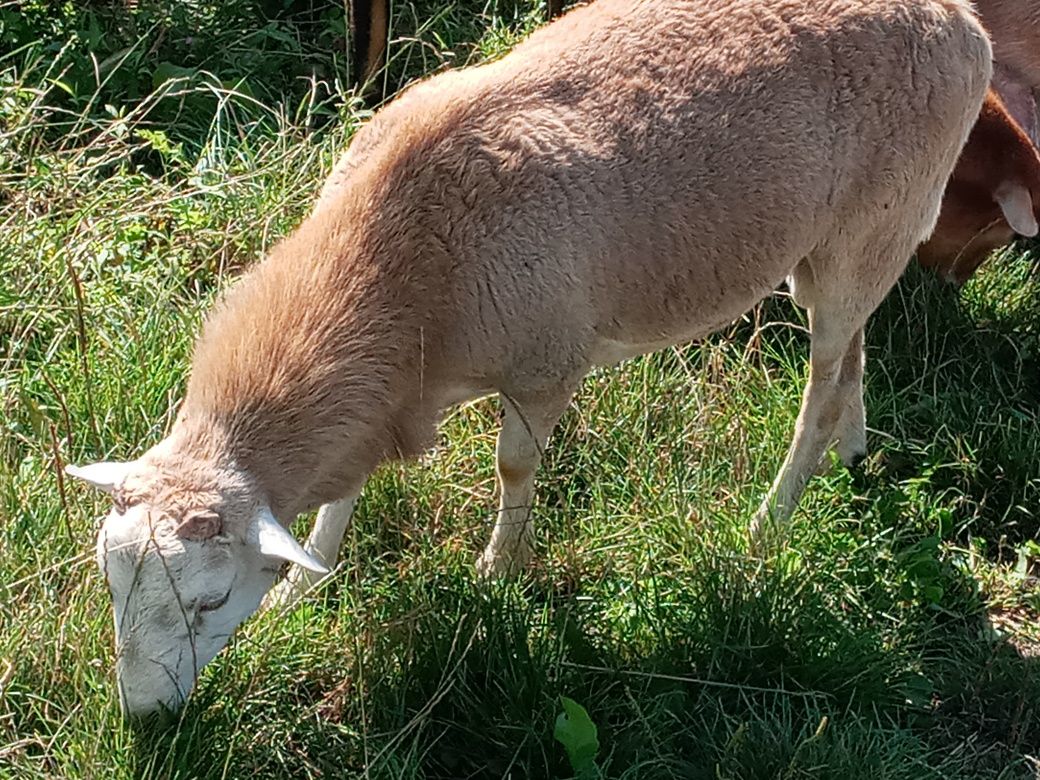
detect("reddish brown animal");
top-left (975, 0), bottom-right (1040, 143)
top-left (918, 0), bottom-right (1040, 282)
top-left (918, 87), bottom-right (1040, 284)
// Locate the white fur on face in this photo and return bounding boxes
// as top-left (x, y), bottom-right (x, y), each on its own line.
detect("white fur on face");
top-left (96, 505), bottom-right (281, 716)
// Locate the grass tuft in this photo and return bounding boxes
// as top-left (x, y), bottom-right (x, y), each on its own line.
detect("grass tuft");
top-left (2, 2), bottom-right (1038, 778)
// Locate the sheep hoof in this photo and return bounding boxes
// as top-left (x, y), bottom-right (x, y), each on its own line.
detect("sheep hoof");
top-left (262, 569), bottom-right (318, 612)
top-left (475, 544), bottom-right (531, 579)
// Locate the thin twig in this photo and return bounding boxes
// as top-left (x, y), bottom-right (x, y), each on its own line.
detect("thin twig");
top-left (62, 253), bottom-right (102, 453)
top-left (0, 657), bottom-right (14, 696)
top-left (560, 661), bottom-right (832, 699)
top-left (41, 370), bottom-right (75, 451)
top-left (47, 422), bottom-right (75, 545)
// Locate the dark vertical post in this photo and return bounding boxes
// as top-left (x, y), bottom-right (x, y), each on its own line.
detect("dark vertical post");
top-left (351, 0), bottom-right (389, 93)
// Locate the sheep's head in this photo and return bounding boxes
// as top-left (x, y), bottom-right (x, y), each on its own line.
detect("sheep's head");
top-left (66, 451), bottom-right (326, 717)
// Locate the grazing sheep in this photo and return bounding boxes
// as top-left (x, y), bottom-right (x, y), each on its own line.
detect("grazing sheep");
top-left (974, 0), bottom-right (1040, 141)
top-left (916, 0), bottom-right (1040, 282)
top-left (918, 87), bottom-right (1040, 284)
top-left (66, 0), bottom-right (991, 716)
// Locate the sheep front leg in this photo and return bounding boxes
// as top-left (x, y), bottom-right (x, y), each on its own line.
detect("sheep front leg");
top-left (263, 495), bottom-right (358, 609)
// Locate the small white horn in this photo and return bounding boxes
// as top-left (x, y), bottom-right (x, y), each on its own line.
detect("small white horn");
top-left (65, 461), bottom-right (132, 494)
top-left (250, 507), bottom-right (329, 574)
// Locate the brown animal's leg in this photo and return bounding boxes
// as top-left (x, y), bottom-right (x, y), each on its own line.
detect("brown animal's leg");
top-left (351, 0), bottom-right (389, 92)
top-left (476, 390), bottom-right (572, 577)
top-left (546, 0), bottom-right (564, 19)
top-left (263, 494), bottom-right (359, 609)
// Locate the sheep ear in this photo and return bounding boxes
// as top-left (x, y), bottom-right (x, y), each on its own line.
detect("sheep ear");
top-left (65, 462), bottom-right (133, 494)
top-left (994, 181), bottom-right (1039, 237)
top-left (249, 506), bottom-right (329, 574)
top-left (178, 510), bottom-right (223, 541)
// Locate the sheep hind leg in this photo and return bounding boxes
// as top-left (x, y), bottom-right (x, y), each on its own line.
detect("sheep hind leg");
top-left (476, 389), bottom-right (573, 578)
top-left (750, 301), bottom-right (861, 539)
top-left (751, 240), bottom-right (910, 541)
top-left (815, 327), bottom-right (867, 475)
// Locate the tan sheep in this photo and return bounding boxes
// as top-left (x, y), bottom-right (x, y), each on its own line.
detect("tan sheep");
top-left (67, 0), bottom-right (991, 716)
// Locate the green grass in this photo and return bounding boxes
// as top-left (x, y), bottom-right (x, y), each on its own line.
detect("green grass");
top-left (2, 2), bottom-right (1039, 777)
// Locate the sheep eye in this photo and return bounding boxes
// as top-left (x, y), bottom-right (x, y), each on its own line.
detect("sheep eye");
top-left (198, 589), bottom-right (230, 613)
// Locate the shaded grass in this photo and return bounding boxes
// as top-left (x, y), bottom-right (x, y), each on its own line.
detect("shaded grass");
top-left (2, 1), bottom-right (1039, 778)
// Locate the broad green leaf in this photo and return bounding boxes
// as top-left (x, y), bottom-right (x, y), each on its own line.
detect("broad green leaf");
top-left (554, 697), bottom-right (600, 777)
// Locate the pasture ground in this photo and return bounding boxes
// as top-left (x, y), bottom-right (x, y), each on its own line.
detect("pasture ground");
top-left (1, 2), bottom-right (1038, 777)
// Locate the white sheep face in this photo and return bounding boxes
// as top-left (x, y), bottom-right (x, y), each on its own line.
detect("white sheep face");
top-left (68, 460), bottom-right (327, 717)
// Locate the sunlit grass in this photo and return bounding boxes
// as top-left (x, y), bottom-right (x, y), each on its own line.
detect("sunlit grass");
top-left (2, 2), bottom-right (1038, 777)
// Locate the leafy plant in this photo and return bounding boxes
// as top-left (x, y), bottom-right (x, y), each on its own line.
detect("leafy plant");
top-left (554, 697), bottom-right (601, 778)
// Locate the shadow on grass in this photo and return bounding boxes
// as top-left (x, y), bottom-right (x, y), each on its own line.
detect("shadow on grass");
top-left (123, 256), bottom-right (1039, 778)
top-left (863, 256), bottom-right (1040, 547)
top-left (750, 255), bottom-right (1040, 549)
top-left (123, 559), bottom-right (1039, 778)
